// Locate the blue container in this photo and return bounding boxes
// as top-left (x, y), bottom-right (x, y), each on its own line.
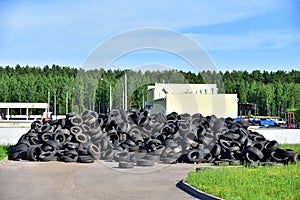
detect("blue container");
top-left (259, 120), bottom-right (275, 126)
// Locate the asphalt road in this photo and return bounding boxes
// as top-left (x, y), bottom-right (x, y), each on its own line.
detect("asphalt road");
top-left (0, 159), bottom-right (197, 200)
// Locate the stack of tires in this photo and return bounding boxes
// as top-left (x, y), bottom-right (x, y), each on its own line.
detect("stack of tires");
top-left (8, 109), bottom-right (300, 167)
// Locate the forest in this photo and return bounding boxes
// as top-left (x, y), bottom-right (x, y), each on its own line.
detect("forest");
top-left (0, 64), bottom-right (299, 119)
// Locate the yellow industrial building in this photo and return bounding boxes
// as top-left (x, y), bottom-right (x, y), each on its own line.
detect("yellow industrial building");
top-left (146, 83), bottom-right (238, 118)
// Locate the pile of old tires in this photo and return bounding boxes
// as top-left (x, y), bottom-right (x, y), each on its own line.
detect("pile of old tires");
top-left (8, 109), bottom-right (300, 167)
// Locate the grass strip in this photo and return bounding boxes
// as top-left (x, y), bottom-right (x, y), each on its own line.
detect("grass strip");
top-left (0, 145), bottom-right (11, 160)
top-left (186, 142), bottom-right (300, 200)
top-left (279, 144), bottom-right (300, 152)
top-left (186, 164), bottom-right (300, 200)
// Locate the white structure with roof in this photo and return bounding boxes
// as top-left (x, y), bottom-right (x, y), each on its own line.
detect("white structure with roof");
top-left (0, 102), bottom-right (48, 120)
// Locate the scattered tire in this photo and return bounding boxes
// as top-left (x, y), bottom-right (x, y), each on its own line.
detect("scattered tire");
top-left (136, 159), bottom-right (155, 167)
top-left (78, 155), bottom-right (94, 163)
top-left (292, 151), bottom-right (300, 163)
top-left (119, 161), bottom-right (134, 168)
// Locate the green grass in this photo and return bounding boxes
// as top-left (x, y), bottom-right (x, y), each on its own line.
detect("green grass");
top-left (186, 144), bottom-right (300, 200)
top-left (279, 144), bottom-right (300, 152)
top-left (187, 165), bottom-right (300, 200)
top-left (0, 145), bottom-right (11, 160)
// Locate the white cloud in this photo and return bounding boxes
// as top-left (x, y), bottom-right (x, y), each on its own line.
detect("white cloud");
top-left (185, 30), bottom-right (300, 51)
top-left (1, 0), bottom-right (288, 32)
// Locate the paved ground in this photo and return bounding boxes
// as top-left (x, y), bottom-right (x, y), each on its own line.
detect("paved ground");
top-left (249, 128), bottom-right (300, 144)
top-left (0, 159), bottom-right (197, 200)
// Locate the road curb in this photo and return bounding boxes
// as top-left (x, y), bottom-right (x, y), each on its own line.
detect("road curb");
top-left (179, 179), bottom-right (223, 200)
top-left (0, 157), bottom-right (8, 166)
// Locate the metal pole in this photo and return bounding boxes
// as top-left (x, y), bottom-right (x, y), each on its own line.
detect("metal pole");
top-left (122, 84), bottom-right (125, 110)
top-left (47, 89), bottom-right (50, 113)
top-left (54, 89), bottom-right (57, 119)
top-left (109, 84), bottom-right (112, 112)
top-left (124, 72), bottom-right (127, 111)
top-left (66, 91), bottom-right (68, 114)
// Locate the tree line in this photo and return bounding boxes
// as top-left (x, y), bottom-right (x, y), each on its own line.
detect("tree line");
top-left (0, 65), bottom-right (299, 119)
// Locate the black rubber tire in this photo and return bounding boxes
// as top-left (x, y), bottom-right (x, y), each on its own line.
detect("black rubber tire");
top-left (38, 123), bottom-right (51, 133)
top-left (46, 140), bottom-right (59, 151)
top-left (136, 159), bottom-right (155, 166)
top-left (28, 137), bottom-right (39, 145)
top-left (57, 128), bottom-right (71, 136)
top-left (114, 151), bottom-right (130, 162)
top-left (143, 154), bottom-right (161, 162)
top-left (118, 161), bottom-right (134, 168)
top-left (9, 151), bottom-right (27, 160)
top-left (151, 145), bottom-right (165, 155)
top-left (62, 155), bottom-right (77, 162)
top-left (14, 144), bottom-right (29, 152)
top-left (101, 149), bottom-right (115, 160)
top-left (70, 116), bottom-right (83, 126)
top-left (264, 140), bottom-right (279, 152)
top-left (219, 139), bottom-right (231, 150)
top-left (41, 144), bottom-right (53, 152)
top-left (276, 148), bottom-right (294, 158)
top-left (27, 145), bottom-right (41, 161)
top-left (245, 147), bottom-right (264, 163)
top-left (164, 139), bottom-right (178, 148)
top-left (65, 142), bottom-right (79, 150)
top-left (26, 130), bottom-right (38, 137)
top-left (250, 141), bottom-right (264, 151)
top-left (81, 124), bottom-right (91, 133)
top-left (124, 139), bottom-right (136, 147)
top-left (17, 138), bottom-right (31, 146)
top-left (39, 151), bottom-right (54, 162)
top-left (293, 151), bottom-right (300, 163)
top-left (132, 151), bottom-right (147, 159)
top-left (75, 133), bottom-right (88, 143)
top-left (187, 150), bottom-right (204, 163)
top-left (87, 143), bottom-right (101, 159)
top-left (41, 132), bottom-right (53, 142)
top-left (78, 148), bottom-right (89, 155)
top-left (70, 126), bottom-right (83, 135)
top-left (184, 131), bottom-right (197, 140)
top-left (214, 161), bottom-right (229, 166)
top-left (78, 155), bottom-right (94, 163)
top-left (162, 157), bottom-right (177, 164)
top-left (54, 132), bottom-right (66, 147)
top-left (210, 144), bottom-right (222, 157)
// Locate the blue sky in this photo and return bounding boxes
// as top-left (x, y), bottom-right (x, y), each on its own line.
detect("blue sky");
top-left (0, 0), bottom-right (299, 72)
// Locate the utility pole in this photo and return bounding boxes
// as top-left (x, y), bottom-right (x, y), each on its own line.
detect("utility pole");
top-left (47, 89), bottom-right (50, 113)
top-left (66, 91), bottom-right (68, 114)
top-left (124, 71), bottom-right (127, 111)
top-left (54, 89), bottom-right (57, 119)
top-left (100, 78), bottom-right (112, 112)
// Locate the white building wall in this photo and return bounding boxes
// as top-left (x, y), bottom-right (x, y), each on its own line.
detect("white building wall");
top-left (166, 93), bottom-right (238, 118)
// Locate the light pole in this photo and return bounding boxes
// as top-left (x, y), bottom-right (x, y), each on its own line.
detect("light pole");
top-left (47, 89), bottom-right (50, 113)
top-left (54, 89), bottom-right (57, 120)
top-left (66, 91), bottom-right (68, 114)
top-left (112, 65), bottom-right (127, 111)
top-left (100, 78), bottom-right (112, 112)
top-left (124, 72), bottom-right (127, 111)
